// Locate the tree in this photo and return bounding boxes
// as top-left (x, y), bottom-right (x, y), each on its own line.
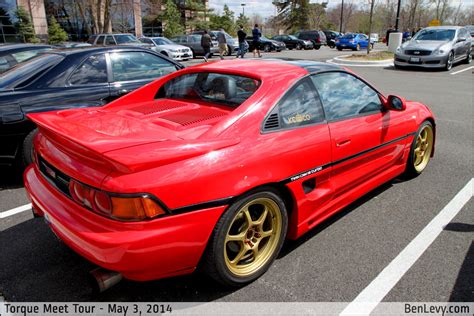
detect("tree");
top-left (274, 0), bottom-right (311, 32)
top-left (161, 0), bottom-right (184, 37)
top-left (236, 13), bottom-right (250, 29)
top-left (209, 5), bottom-right (236, 34)
top-left (48, 16), bottom-right (68, 44)
top-left (15, 6), bottom-right (40, 43)
top-left (366, 0), bottom-right (376, 54)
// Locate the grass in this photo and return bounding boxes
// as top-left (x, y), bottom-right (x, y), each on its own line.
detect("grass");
top-left (343, 51), bottom-right (394, 61)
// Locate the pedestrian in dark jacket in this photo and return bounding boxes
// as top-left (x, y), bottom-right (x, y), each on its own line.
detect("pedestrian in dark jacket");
top-left (201, 30), bottom-right (212, 62)
top-left (252, 24), bottom-right (262, 58)
top-left (237, 25), bottom-right (247, 58)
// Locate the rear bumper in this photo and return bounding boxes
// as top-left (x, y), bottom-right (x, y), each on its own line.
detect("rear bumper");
top-left (24, 165), bottom-right (226, 281)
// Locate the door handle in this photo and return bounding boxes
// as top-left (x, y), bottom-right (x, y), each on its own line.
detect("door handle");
top-left (336, 139), bottom-right (351, 147)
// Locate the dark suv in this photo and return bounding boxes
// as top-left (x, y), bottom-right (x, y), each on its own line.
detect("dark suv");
top-left (295, 30), bottom-right (327, 50)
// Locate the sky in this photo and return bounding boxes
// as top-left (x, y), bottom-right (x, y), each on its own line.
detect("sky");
top-left (209, 0), bottom-right (472, 19)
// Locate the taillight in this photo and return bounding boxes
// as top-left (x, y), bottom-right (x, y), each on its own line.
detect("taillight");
top-left (69, 179), bottom-right (165, 220)
top-left (316, 38), bottom-right (321, 43)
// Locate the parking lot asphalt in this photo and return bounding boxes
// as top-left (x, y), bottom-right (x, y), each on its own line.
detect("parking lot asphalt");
top-left (0, 45), bottom-right (472, 303)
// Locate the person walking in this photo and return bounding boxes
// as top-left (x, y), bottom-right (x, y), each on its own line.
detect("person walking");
top-left (237, 25), bottom-right (247, 58)
top-left (252, 24), bottom-right (262, 58)
top-left (201, 30), bottom-right (212, 62)
top-left (217, 29), bottom-right (228, 60)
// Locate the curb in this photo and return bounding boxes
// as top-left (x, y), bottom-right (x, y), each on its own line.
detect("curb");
top-left (327, 52), bottom-right (394, 67)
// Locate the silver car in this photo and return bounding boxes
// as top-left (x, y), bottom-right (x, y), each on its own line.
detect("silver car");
top-left (139, 37), bottom-right (193, 61)
top-left (394, 26), bottom-right (472, 70)
top-left (171, 35), bottom-right (219, 57)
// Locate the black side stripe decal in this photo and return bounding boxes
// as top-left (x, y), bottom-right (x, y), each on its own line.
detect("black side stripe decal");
top-left (170, 132), bottom-right (416, 213)
top-left (281, 132), bottom-right (416, 184)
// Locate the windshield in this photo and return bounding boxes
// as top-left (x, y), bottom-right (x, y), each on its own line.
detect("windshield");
top-left (0, 54), bottom-right (63, 89)
top-left (114, 35), bottom-right (140, 44)
top-left (153, 38), bottom-right (174, 45)
top-left (288, 35), bottom-right (298, 40)
top-left (413, 29), bottom-right (455, 41)
top-left (341, 34), bottom-right (355, 39)
top-left (156, 72), bottom-right (261, 108)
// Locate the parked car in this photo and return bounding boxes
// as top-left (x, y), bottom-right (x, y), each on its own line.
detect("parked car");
top-left (25, 59), bottom-right (435, 289)
top-left (295, 30), bottom-right (327, 49)
top-left (336, 33), bottom-right (374, 51)
top-left (192, 30), bottom-right (239, 55)
top-left (246, 36), bottom-right (286, 52)
top-left (323, 30), bottom-right (342, 48)
top-left (0, 47), bottom-right (183, 167)
top-left (272, 35), bottom-right (313, 50)
top-left (171, 34), bottom-right (219, 57)
top-left (0, 44), bottom-right (53, 73)
top-left (394, 26), bottom-right (472, 70)
top-left (139, 37), bottom-right (193, 61)
top-left (88, 33), bottom-right (152, 49)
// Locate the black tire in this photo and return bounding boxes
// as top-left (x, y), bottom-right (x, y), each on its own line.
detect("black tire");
top-left (445, 51), bottom-right (454, 70)
top-left (227, 45), bottom-right (232, 56)
top-left (263, 44), bottom-right (271, 52)
top-left (22, 129), bottom-right (38, 167)
top-left (337, 47), bottom-right (342, 51)
top-left (190, 48), bottom-right (196, 58)
top-left (296, 43), bottom-right (302, 50)
top-left (202, 188), bottom-right (288, 287)
top-left (394, 64), bottom-right (404, 70)
top-left (160, 51), bottom-right (168, 57)
top-left (314, 45), bottom-right (320, 50)
top-left (464, 50), bottom-right (472, 64)
top-left (404, 121), bottom-right (434, 179)
top-left (355, 44), bottom-right (361, 51)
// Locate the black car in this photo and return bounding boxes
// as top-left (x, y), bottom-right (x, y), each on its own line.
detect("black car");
top-left (323, 30), bottom-right (342, 48)
top-left (0, 46), bottom-right (183, 166)
top-left (295, 30), bottom-right (327, 49)
top-left (272, 35), bottom-right (313, 50)
top-left (245, 36), bottom-right (286, 52)
top-left (0, 44), bottom-right (53, 73)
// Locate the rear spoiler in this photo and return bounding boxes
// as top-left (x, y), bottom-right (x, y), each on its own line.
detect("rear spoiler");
top-left (28, 112), bottom-right (240, 173)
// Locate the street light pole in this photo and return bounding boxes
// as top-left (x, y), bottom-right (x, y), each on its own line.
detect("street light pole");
top-left (339, 0), bottom-right (344, 33)
top-left (395, 0), bottom-right (402, 31)
top-left (241, 3), bottom-right (246, 16)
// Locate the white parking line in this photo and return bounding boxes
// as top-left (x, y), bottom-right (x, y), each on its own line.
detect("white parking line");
top-left (341, 178), bottom-right (473, 315)
top-left (0, 203), bottom-right (32, 219)
top-left (450, 66), bottom-right (474, 75)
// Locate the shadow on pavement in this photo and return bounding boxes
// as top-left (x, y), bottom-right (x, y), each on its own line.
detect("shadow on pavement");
top-left (449, 242), bottom-right (474, 302)
top-left (0, 218), bottom-right (233, 302)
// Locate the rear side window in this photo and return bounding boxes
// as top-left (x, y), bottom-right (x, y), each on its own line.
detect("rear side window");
top-left (69, 54), bottom-right (108, 85)
top-left (96, 36), bottom-right (105, 45)
top-left (105, 36), bottom-right (116, 45)
top-left (264, 78), bottom-right (325, 131)
top-left (311, 72), bottom-right (382, 121)
top-left (87, 35), bottom-right (97, 44)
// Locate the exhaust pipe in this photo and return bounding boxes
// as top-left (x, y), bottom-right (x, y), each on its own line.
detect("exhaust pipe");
top-left (90, 268), bottom-right (122, 293)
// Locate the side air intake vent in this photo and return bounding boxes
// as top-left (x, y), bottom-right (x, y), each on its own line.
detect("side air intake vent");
top-left (264, 113), bottom-right (280, 130)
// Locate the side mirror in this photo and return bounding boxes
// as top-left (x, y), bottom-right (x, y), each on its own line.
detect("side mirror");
top-left (385, 95), bottom-right (406, 111)
top-left (457, 37), bottom-right (466, 43)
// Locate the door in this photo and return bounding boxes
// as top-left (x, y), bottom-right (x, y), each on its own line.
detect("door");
top-left (358, 35), bottom-right (369, 48)
top-left (107, 50), bottom-right (179, 100)
top-left (311, 72), bottom-right (407, 197)
top-left (261, 77), bottom-right (332, 223)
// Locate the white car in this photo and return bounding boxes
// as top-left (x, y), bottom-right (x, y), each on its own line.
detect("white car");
top-left (139, 37), bottom-right (193, 61)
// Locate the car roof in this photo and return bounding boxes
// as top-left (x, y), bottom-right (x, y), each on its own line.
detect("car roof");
top-left (0, 44), bottom-right (52, 52)
top-left (189, 59), bottom-right (342, 82)
top-left (424, 26), bottom-right (463, 30)
top-left (38, 46), bottom-right (156, 56)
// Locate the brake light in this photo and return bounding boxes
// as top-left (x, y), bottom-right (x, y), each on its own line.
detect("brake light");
top-left (69, 180), bottom-right (165, 220)
top-left (316, 38), bottom-right (321, 43)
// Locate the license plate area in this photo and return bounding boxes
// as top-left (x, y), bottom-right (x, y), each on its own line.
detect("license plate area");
top-left (410, 57), bottom-right (420, 63)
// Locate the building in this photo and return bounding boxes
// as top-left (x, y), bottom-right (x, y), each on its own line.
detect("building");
top-left (0, 0), bottom-right (208, 43)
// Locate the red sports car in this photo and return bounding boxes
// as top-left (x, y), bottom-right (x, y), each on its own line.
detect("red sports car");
top-left (24, 59), bottom-right (435, 289)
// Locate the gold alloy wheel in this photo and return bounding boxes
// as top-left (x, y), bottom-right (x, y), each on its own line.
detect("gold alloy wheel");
top-left (413, 124), bottom-right (434, 172)
top-left (224, 197), bottom-right (282, 277)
